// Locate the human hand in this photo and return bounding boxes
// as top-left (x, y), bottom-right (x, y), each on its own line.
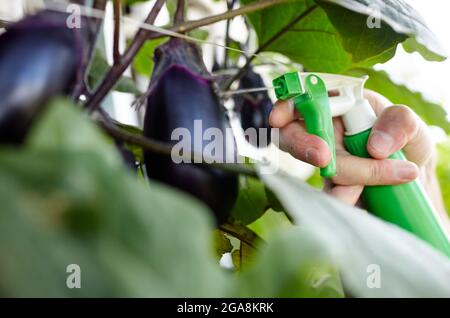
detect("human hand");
top-left (269, 90), bottom-right (441, 209)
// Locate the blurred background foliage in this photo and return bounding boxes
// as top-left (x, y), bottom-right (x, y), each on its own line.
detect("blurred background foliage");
top-left (0, 0), bottom-right (449, 297)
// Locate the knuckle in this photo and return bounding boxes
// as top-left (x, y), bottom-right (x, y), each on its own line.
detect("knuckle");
top-left (388, 105), bottom-right (418, 135)
top-left (369, 160), bottom-right (390, 184)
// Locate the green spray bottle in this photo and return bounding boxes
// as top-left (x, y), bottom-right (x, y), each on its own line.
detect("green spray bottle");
top-left (273, 72), bottom-right (450, 257)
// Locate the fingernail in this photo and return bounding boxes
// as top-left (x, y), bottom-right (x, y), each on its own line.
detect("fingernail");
top-left (393, 161), bottom-right (418, 181)
top-left (305, 147), bottom-right (320, 165)
top-left (370, 131), bottom-right (394, 155)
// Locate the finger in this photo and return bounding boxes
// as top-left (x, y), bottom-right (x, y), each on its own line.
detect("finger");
top-left (278, 121), bottom-right (331, 167)
top-left (363, 89), bottom-right (391, 115)
top-left (332, 154), bottom-right (419, 186)
top-left (269, 100), bottom-right (300, 128)
top-left (367, 105), bottom-right (433, 165)
top-left (326, 184), bottom-right (364, 206)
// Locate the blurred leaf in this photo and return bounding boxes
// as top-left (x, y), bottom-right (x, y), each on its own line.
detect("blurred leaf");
top-left (0, 100), bottom-right (230, 297)
top-left (265, 187), bottom-right (285, 212)
top-left (133, 38), bottom-right (167, 78)
top-left (247, 209), bottom-right (292, 241)
top-left (88, 50), bottom-right (141, 94)
top-left (347, 68), bottom-right (450, 133)
top-left (236, 228), bottom-right (344, 297)
top-left (437, 139), bottom-right (450, 214)
top-left (188, 29), bottom-right (209, 41)
top-left (26, 98), bottom-right (121, 168)
top-left (231, 241), bottom-right (255, 272)
top-left (259, 165), bottom-right (450, 297)
top-left (307, 168), bottom-right (324, 189)
top-left (227, 39), bottom-right (243, 65)
top-left (213, 230), bottom-right (233, 260)
top-left (114, 121), bottom-right (144, 164)
top-left (231, 176), bottom-right (268, 225)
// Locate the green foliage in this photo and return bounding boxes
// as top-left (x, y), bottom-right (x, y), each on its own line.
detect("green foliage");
top-left (241, 0), bottom-right (446, 73)
top-left (133, 38), bottom-right (167, 78)
top-left (0, 99), bottom-right (356, 297)
top-left (347, 68), bottom-right (450, 133)
top-left (437, 139), bottom-right (450, 214)
top-left (88, 50), bottom-right (141, 95)
top-left (2, 0), bottom-right (450, 298)
top-left (231, 176), bottom-right (268, 225)
top-left (260, 167), bottom-right (450, 297)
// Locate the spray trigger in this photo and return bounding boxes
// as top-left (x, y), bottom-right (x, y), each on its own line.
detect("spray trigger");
top-left (273, 72), bottom-right (337, 178)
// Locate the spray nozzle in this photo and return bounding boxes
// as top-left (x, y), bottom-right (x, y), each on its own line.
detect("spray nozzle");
top-left (273, 72), bottom-right (337, 178)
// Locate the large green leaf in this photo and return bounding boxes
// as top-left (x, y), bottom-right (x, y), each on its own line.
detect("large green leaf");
top-left (237, 228), bottom-right (344, 297)
top-left (242, 0), bottom-right (354, 72)
top-left (241, 0), bottom-right (445, 72)
top-left (0, 99), bottom-right (347, 297)
top-left (347, 68), bottom-right (450, 134)
top-left (321, 0), bottom-right (447, 61)
top-left (259, 165), bottom-right (450, 297)
top-left (231, 176), bottom-right (268, 225)
top-left (0, 100), bottom-right (230, 297)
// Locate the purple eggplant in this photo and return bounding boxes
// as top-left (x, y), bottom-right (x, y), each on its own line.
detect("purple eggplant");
top-left (235, 68), bottom-right (273, 147)
top-left (143, 39), bottom-right (238, 224)
top-left (0, 11), bottom-right (87, 144)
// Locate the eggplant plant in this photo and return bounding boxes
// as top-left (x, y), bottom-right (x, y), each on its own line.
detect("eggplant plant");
top-left (0, 0), bottom-right (449, 298)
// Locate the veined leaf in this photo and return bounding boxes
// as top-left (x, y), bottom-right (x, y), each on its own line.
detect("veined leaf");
top-left (259, 165), bottom-right (450, 297)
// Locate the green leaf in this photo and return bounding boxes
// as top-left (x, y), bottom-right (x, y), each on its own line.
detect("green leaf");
top-left (259, 165), bottom-right (450, 297)
top-left (318, 1), bottom-right (406, 63)
top-left (346, 68), bottom-right (450, 133)
top-left (241, 0), bottom-right (445, 73)
top-left (264, 187), bottom-right (285, 212)
top-left (114, 121), bottom-right (144, 164)
top-left (306, 168), bottom-right (324, 189)
top-left (88, 50), bottom-right (141, 94)
top-left (247, 209), bottom-right (292, 241)
top-left (133, 38), bottom-right (167, 78)
top-left (320, 0), bottom-right (447, 61)
top-left (0, 100), bottom-right (230, 297)
top-left (26, 98), bottom-right (122, 168)
top-left (231, 176), bottom-right (268, 225)
top-left (437, 139), bottom-right (450, 215)
top-left (231, 242), bottom-right (255, 272)
top-left (237, 228), bottom-right (344, 297)
top-left (213, 230), bottom-right (233, 260)
top-left (242, 0), bottom-right (353, 72)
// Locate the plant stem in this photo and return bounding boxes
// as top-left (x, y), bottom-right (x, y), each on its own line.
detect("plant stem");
top-left (223, 4), bottom-right (318, 90)
top-left (85, 0), bottom-right (294, 111)
top-left (219, 219), bottom-right (262, 249)
top-left (113, 0), bottom-right (122, 65)
top-left (98, 120), bottom-right (258, 177)
top-left (223, 0), bottom-right (237, 68)
top-left (174, 0), bottom-right (185, 25)
top-left (86, 0), bottom-right (166, 111)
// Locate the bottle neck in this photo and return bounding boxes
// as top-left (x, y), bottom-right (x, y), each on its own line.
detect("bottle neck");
top-left (342, 99), bottom-right (377, 136)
